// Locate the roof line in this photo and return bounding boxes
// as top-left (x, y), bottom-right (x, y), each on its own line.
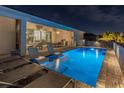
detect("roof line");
top-left (1, 6), bottom-right (81, 31)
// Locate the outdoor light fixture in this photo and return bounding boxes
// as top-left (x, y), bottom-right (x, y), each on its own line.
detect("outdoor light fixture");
top-left (55, 58), bottom-right (60, 70)
top-left (91, 48), bottom-right (95, 51)
top-left (83, 39), bottom-right (85, 45)
top-left (95, 41), bottom-right (100, 46)
top-left (96, 49), bottom-right (99, 59)
top-left (83, 50), bottom-right (85, 58)
top-left (56, 31), bottom-right (60, 35)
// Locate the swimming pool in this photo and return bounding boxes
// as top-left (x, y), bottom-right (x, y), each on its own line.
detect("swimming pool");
top-left (41, 47), bottom-right (106, 87)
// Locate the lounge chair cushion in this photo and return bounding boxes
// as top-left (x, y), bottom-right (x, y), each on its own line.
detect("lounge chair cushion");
top-left (54, 52), bottom-right (61, 55)
top-left (30, 56), bottom-right (48, 64)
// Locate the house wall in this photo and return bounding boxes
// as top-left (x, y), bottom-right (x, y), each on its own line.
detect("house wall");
top-left (0, 6), bottom-right (27, 56)
top-left (0, 6), bottom-right (84, 56)
top-left (0, 16), bottom-right (16, 55)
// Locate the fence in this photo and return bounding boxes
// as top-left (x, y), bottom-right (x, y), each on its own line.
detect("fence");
top-left (85, 40), bottom-right (113, 49)
top-left (113, 42), bottom-right (124, 74)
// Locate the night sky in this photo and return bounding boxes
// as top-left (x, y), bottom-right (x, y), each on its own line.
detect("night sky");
top-left (5, 5), bottom-right (124, 34)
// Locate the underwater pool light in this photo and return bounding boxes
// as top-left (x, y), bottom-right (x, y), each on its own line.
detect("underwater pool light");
top-left (91, 48), bottom-right (95, 51)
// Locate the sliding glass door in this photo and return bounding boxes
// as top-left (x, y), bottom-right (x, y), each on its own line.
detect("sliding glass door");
top-left (26, 29), bottom-right (52, 47)
top-left (42, 31), bottom-right (51, 42)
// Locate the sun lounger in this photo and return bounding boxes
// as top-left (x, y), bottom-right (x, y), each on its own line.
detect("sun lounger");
top-left (25, 71), bottom-right (72, 88)
top-left (47, 43), bottom-right (63, 56)
top-left (0, 49), bottom-right (73, 88)
top-left (27, 47), bottom-right (73, 88)
top-left (0, 58), bottom-right (72, 88)
top-left (0, 63), bottom-right (42, 85)
top-left (28, 47), bottom-right (48, 63)
top-left (0, 58), bottom-right (29, 72)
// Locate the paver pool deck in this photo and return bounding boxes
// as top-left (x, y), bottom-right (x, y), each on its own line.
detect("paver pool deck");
top-left (0, 48), bottom-right (124, 88)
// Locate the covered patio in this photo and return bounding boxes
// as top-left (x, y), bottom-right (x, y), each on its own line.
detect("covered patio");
top-left (26, 22), bottom-right (74, 53)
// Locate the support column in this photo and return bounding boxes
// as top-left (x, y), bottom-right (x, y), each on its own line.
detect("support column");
top-left (20, 19), bottom-right (26, 56)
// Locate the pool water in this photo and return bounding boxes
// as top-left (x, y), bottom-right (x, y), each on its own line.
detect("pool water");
top-left (41, 47), bottom-right (106, 87)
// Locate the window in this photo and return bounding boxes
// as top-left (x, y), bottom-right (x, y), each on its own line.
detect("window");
top-left (41, 31), bottom-right (52, 42)
top-left (27, 29), bottom-right (52, 47)
top-left (34, 30), bottom-right (41, 42)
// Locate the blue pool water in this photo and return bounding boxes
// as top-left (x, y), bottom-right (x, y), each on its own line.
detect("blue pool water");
top-left (41, 47), bottom-right (106, 87)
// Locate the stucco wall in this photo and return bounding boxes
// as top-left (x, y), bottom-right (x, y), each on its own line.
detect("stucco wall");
top-left (0, 16), bottom-right (16, 54)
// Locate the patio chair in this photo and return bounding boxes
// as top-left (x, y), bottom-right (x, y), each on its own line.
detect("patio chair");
top-left (0, 55), bottom-right (30, 73)
top-left (27, 47), bottom-right (73, 88)
top-left (0, 61), bottom-right (43, 88)
top-left (47, 43), bottom-right (63, 56)
top-left (33, 40), bottom-right (47, 50)
top-left (25, 71), bottom-right (73, 88)
top-left (28, 47), bottom-right (48, 64)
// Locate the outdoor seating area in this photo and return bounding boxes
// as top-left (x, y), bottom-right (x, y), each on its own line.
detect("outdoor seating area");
top-left (0, 57), bottom-right (73, 88)
top-left (0, 56), bottom-right (43, 88)
top-left (0, 43), bottom-right (124, 88)
top-left (0, 6), bottom-right (124, 88)
top-left (0, 46), bottom-right (77, 88)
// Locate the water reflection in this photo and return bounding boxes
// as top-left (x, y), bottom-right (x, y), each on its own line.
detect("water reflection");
top-left (54, 56), bottom-right (69, 71)
top-left (55, 58), bottom-right (60, 70)
top-left (96, 49), bottom-right (99, 59)
top-left (83, 50), bottom-right (85, 58)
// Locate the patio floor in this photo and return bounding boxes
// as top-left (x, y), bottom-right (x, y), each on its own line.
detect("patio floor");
top-left (0, 48), bottom-right (124, 88)
top-left (35, 48), bottom-right (124, 88)
top-left (75, 50), bottom-right (124, 88)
